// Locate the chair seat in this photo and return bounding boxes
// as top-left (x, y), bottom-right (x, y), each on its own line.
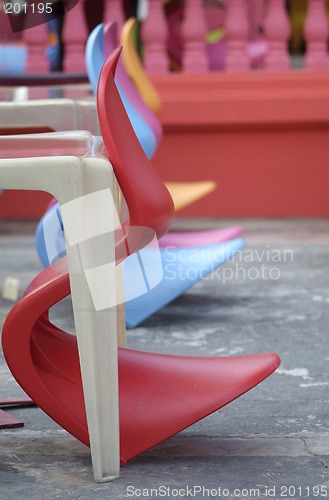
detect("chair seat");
top-left (2, 260), bottom-right (280, 464)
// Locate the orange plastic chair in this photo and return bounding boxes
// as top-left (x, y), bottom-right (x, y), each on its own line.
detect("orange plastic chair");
top-left (166, 181), bottom-right (216, 212)
top-left (120, 18), bottom-right (217, 210)
top-left (120, 17), bottom-right (162, 115)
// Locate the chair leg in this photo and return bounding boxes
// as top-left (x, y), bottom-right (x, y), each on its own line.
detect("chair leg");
top-left (0, 139), bottom-right (121, 482)
top-left (113, 177), bottom-right (126, 349)
top-left (61, 157), bottom-right (121, 482)
top-left (68, 285), bottom-right (120, 481)
top-left (116, 262), bottom-right (126, 348)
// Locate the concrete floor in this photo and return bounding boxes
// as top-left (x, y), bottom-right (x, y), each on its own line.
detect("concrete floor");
top-left (0, 219), bottom-right (329, 499)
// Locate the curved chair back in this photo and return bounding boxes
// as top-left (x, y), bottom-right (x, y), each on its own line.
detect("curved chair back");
top-left (120, 18), bottom-right (162, 115)
top-left (85, 23), bottom-right (105, 92)
top-left (104, 21), bottom-right (162, 143)
top-left (86, 24), bottom-right (157, 158)
top-left (97, 47), bottom-right (174, 239)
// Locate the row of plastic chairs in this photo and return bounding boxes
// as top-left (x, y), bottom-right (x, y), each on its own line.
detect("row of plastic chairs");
top-left (36, 20), bottom-right (244, 328)
top-left (0, 37), bottom-right (280, 484)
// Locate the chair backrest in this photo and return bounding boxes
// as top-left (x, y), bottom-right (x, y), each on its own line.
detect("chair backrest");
top-left (103, 21), bottom-right (162, 143)
top-left (97, 48), bottom-right (174, 240)
top-left (85, 23), bottom-right (106, 93)
top-left (120, 18), bottom-right (162, 115)
top-left (86, 23), bottom-right (157, 159)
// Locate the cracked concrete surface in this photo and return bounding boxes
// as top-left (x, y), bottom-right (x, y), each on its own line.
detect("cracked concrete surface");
top-left (301, 437), bottom-right (329, 470)
top-left (0, 219), bottom-right (329, 499)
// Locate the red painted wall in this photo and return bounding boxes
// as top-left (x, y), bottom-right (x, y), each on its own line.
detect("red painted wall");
top-left (1, 69), bottom-right (329, 218)
top-left (151, 70), bottom-right (329, 217)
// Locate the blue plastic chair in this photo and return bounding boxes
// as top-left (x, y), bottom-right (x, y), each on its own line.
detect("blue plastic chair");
top-left (124, 239), bottom-right (244, 328)
top-left (86, 23), bottom-right (157, 159)
top-left (36, 204), bottom-right (244, 328)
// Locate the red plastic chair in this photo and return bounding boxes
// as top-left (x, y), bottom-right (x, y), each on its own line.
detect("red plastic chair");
top-left (97, 47), bottom-right (174, 243)
top-left (1, 49), bottom-right (280, 482)
top-left (2, 260), bottom-right (280, 465)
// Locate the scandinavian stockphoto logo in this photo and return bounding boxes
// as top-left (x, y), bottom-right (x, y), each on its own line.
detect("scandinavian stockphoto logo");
top-left (43, 188), bottom-right (163, 312)
top-left (214, 246), bottom-right (294, 284)
top-left (1, 0), bottom-right (79, 33)
top-left (163, 245), bottom-right (294, 284)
